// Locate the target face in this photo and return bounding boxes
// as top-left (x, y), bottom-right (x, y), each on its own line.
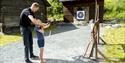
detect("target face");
top-left (76, 11), bottom-right (85, 20)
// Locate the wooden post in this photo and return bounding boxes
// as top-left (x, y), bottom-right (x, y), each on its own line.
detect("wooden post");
top-left (83, 0), bottom-right (108, 61)
top-left (1, 7), bottom-right (5, 33)
top-left (0, 23), bottom-right (3, 33)
top-left (93, 0), bottom-right (98, 59)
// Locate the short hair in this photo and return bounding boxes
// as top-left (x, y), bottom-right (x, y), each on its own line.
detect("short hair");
top-left (31, 2), bottom-right (40, 8)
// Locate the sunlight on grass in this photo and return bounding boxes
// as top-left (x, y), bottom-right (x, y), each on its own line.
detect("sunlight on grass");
top-left (103, 24), bottom-right (125, 63)
top-left (0, 25), bottom-right (56, 46)
top-left (104, 45), bottom-right (124, 58)
top-left (0, 33), bottom-right (22, 46)
top-left (103, 26), bottom-right (125, 44)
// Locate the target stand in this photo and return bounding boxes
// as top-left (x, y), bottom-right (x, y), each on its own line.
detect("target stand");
top-left (82, 19), bottom-right (108, 60)
top-left (81, 0), bottom-right (109, 61)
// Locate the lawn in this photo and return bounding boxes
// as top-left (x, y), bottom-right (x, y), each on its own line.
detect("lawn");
top-left (0, 24), bottom-right (56, 46)
top-left (103, 24), bottom-right (125, 63)
top-left (0, 33), bottom-right (22, 46)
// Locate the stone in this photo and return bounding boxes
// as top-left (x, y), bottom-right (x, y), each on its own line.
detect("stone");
top-left (111, 24), bottom-right (122, 28)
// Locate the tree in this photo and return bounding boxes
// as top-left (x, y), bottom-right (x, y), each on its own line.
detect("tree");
top-left (104, 0), bottom-right (125, 19)
top-left (47, 0), bottom-right (63, 20)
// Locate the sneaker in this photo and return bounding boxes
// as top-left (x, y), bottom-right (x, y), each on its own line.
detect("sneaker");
top-left (25, 59), bottom-right (33, 63)
top-left (30, 55), bottom-right (39, 60)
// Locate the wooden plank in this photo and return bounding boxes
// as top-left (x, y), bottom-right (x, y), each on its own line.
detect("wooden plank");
top-left (84, 33), bottom-right (95, 58)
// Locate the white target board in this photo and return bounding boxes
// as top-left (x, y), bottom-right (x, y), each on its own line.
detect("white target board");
top-left (76, 11), bottom-right (85, 20)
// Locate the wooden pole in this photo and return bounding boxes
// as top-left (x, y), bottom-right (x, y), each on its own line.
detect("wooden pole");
top-left (94, 0), bottom-right (98, 59)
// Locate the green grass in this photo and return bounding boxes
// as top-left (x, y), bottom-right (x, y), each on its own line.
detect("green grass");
top-left (103, 24), bottom-right (125, 63)
top-left (0, 25), bottom-right (57, 46)
top-left (0, 33), bottom-right (22, 46)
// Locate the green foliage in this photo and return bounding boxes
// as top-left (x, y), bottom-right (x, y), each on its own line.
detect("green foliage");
top-left (47, 0), bottom-right (125, 20)
top-left (104, 0), bottom-right (125, 20)
top-left (47, 0), bottom-right (63, 20)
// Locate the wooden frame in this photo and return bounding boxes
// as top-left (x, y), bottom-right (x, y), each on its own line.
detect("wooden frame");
top-left (82, 0), bottom-right (109, 61)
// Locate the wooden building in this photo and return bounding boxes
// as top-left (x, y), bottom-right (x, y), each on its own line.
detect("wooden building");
top-left (0, 0), bottom-right (50, 33)
top-left (59, 0), bottom-right (104, 23)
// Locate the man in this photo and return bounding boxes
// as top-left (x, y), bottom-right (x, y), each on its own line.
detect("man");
top-left (20, 2), bottom-right (48, 63)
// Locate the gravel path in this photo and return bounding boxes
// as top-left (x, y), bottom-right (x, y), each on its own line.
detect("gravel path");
top-left (0, 24), bottom-right (103, 63)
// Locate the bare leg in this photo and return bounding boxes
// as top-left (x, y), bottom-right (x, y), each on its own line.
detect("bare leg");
top-left (40, 48), bottom-right (45, 63)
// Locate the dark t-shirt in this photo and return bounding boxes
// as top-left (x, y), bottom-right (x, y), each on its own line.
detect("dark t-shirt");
top-left (20, 8), bottom-right (35, 27)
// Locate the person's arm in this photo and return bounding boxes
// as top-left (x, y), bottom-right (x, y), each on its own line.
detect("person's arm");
top-left (28, 15), bottom-right (50, 28)
top-left (28, 15), bottom-right (41, 26)
top-left (43, 23), bottom-right (50, 29)
top-left (36, 19), bottom-right (48, 26)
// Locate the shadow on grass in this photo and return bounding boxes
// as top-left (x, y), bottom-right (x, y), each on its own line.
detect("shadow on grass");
top-left (120, 44), bottom-right (125, 62)
top-left (121, 44), bottom-right (125, 55)
top-left (4, 32), bottom-right (21, 36)
top-left (104, 44), bottom-right (125, 63)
